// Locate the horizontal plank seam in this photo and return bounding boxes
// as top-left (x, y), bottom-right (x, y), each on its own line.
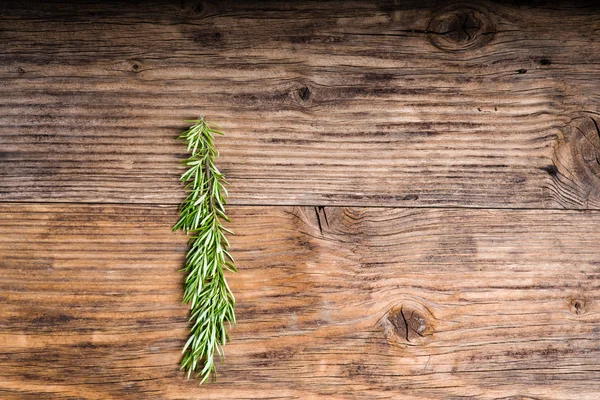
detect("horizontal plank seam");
top-left (1, 200), bottom-right (600, 213)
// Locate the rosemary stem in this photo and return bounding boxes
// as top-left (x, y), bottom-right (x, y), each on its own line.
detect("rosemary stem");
top-left (174, 118), bottom-right (235, 384)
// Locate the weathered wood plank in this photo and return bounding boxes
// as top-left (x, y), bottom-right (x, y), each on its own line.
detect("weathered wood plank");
top-left (1, 203), bottom-right (599, 399)
top-left (1, 1), bottom-right (600, 208)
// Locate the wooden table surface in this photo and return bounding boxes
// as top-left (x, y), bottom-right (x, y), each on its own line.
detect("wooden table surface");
top-left (1, 1), bottom-right (599, 399)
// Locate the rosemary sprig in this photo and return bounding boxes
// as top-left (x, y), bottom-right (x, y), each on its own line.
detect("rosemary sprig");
top-left (173, 117), bottom-right (236, 384)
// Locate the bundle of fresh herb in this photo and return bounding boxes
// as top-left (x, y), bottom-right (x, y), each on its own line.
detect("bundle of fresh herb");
top-left (173, 117), bottom-right (236, 384)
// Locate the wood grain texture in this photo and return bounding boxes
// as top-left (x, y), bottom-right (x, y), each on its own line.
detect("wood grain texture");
top-left (2, 1), bottom-right (600, 399)
top-left (1, 203), bottom-right (599, 399)
top-left (1, 0), bottom-right (600, 208)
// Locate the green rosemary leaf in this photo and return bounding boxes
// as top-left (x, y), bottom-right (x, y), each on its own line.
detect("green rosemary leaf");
top-left (174, 117), bottom-right (235, 384)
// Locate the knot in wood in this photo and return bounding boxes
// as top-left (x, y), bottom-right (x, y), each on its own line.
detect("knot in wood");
top-left (192, 2), bottom-right (205, 14)
top-left (552, 115), bottom-right (600, 207)
top-left (427, 5), bottom-right (495, 52)
top-left (186, 1), bottom-right (215, 16)
top-left (570, 298), bottom-right (586, 315)
top-left (297, 86), bottom-right (311, 102)
top-left (381, 302), bottom-right (435, 346)
top-left (128, 60), bottom-right (142, 73)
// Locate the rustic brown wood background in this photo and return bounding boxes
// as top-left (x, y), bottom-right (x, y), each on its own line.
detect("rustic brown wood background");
top-left (1, 0), bottom-right (600, 398)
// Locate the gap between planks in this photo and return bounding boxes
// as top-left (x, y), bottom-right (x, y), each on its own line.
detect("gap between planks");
top-left (2, 200), bottom-right (600, 213)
